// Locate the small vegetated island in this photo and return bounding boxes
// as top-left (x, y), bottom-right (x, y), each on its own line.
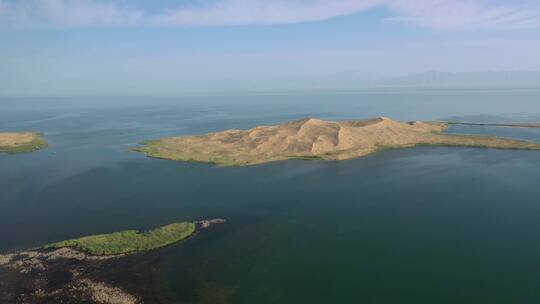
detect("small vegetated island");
top-left (0, 132), bottom-right (47, 153)
top-left (135, 117), bottom-right (540, 166)
top-left (46, 222), bottom-right (196, 256)
top-left (0, 219), bottom-right (224, 304)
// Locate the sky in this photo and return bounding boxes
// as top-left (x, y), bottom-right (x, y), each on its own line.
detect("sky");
top-left (1, 0), bottom-right (540, 96)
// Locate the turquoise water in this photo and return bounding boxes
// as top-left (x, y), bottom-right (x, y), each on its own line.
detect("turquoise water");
top-left (2, 88), bottom-right (540, 303)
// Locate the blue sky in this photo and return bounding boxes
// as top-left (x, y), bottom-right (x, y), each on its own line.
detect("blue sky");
top-left (1, 0), bottom-right (540, 96)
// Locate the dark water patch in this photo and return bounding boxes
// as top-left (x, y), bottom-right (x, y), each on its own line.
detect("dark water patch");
top-left (3, 93), bottom-right (540, 303)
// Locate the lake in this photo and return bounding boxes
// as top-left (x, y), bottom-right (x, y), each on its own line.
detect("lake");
top-left (2, 88), bottom-right (540, 303)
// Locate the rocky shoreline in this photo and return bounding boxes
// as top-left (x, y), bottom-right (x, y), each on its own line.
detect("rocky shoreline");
top-left (0, 219), bottom-right (225, 304)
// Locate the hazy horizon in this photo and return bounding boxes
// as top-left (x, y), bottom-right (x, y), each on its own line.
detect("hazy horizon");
top-left (2, 0), bottom-right (540, 96)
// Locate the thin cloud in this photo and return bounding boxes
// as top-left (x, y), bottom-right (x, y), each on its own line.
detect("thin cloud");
top-left (147, 0), bottom-right (383, 27)
top-left (0, 0), bottom-right (539, 29)
top-left (387, 0), bottom-right (540, 30)
top-left (0, 0), bottom-right (143, 27)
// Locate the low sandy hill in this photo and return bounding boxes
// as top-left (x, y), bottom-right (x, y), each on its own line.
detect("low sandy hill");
top-left (0, 132), bottom-right (37, 146)
top-left (0, 132), bottom-right (47, 154)
top-left (135, 117), bottom-right (540, 166)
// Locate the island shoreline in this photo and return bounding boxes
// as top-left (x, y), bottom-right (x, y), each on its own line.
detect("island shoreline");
top-left (442, 121), bottom-right (540, 128)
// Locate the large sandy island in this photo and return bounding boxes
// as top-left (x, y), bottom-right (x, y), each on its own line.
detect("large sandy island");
top-left (135, 117), bottom-right (540, 166)
top-left (0, 132), bottom-right (47, 153)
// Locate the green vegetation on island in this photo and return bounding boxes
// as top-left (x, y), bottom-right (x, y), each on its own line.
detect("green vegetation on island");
top-left (46, 222), bottom-right (196, 256)
top-left (0, 132), bottom-right (48, 154)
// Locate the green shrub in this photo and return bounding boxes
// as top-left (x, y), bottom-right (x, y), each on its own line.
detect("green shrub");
top-left (46, 222), bottom-right (195, 256)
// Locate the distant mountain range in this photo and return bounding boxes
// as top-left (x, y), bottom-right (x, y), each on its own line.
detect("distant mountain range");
top-left (234, 71), bottom-right (540, 92)
top-left (377, 71), bottom-right (540, 87)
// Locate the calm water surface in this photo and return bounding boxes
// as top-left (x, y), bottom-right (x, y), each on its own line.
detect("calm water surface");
top-left (2, 89), bottom-right (540, 303)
